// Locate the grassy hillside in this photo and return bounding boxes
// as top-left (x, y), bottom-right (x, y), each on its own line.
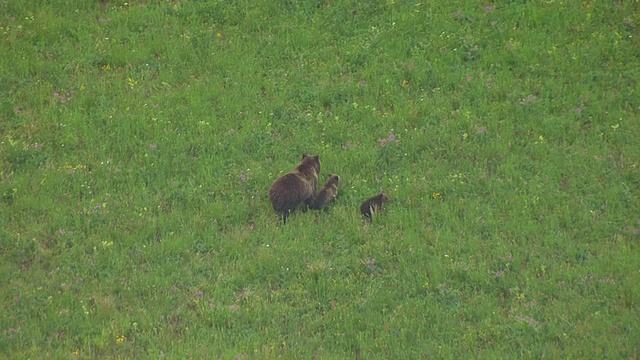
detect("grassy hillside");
top-left (1, 0), bottom-right (639, 358)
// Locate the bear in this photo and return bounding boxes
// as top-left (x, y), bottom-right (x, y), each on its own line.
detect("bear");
top-left (360, 192), bottom-right (390, 221)
top-left (269, 154), bottom-right (321, 223)
top-left (310, 174), bottom-right (340, 211)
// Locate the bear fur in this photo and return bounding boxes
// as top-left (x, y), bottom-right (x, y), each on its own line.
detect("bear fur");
top-left (360, 193), bottom-right (390, 221)
top-left (310, 174), bottom-right (340, 211)
top-left (269, 154), bottom-right (321, 222)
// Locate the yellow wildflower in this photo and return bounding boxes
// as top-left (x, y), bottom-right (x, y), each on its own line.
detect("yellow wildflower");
top-left (127, 77), bottom-right (138, 89)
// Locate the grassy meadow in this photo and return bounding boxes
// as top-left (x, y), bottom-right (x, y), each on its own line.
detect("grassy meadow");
top-left (1, 0), bottom-right (639, 358)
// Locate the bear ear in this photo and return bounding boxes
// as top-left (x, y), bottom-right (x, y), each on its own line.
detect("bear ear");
top-left (302, 153), bottom-right (308, 160)
top-left (314, 155), bottom-right (319, 161)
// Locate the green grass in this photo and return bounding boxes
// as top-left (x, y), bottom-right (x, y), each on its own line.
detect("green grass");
top-left (1, 0), bottom-right (639, 358)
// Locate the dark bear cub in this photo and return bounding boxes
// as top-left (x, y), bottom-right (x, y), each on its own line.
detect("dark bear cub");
top-left (269, 154), bottom-right (320, 222)
top-left (360, 193), bottom-right (390, 221)
top-left (310, 174), bottom-right (340, 211)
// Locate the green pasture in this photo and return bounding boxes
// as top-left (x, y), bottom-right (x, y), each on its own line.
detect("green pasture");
top-left (1, 1), bottom-right (638, 358)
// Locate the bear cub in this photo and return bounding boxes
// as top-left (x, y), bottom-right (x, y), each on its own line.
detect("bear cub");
top-left (310, 174), bottom-right (340, 211)
top-left (360, 193), bottom-right (390, 221)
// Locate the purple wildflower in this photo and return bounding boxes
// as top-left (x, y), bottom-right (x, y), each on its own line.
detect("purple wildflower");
top-left (378, 132), bottom-right (399, 146)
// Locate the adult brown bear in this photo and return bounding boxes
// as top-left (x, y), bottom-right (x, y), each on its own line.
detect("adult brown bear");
top-left (269, 154), bottom-right (320, 222)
